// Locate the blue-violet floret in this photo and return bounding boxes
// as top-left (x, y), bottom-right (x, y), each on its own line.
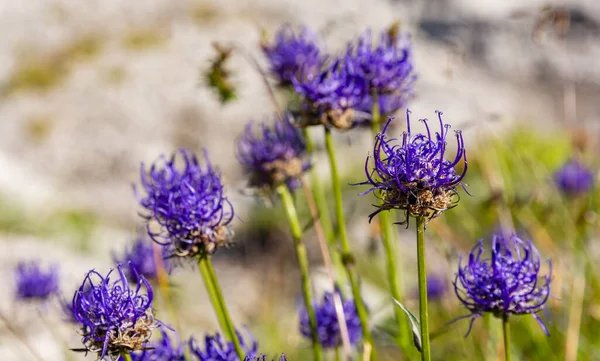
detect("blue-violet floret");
top-left (453, 234), bottom-right (552, 336)
top-left (15, 261), bottom-right (59, 301)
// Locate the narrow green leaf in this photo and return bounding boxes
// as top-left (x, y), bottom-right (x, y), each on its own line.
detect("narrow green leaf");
top-left (393, 298), bottom-right (422, 352)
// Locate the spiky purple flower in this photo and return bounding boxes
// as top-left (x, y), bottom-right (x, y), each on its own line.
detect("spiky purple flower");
top-left (72, 264), bottom-right (158, 359)
top-left (236, 114), bottom-right (309, 191)
top-left (453, 234), bottom-right (552, 336)
top-left (137, 149), bottom-right (234, 258)
top-left (189, 330), bottom-right (258, 361)
top-left (345, 28), bottom-right (415, 111)
top-left (119, 328), bottom-right (185, 361)
top-left (14, 261), bottom-right (59, 301)
top-left (114, 232), bottom-right (168, 282)
top-left (358, 110), bottom-right (467, 223)
top-left (261, 25), bottom-right (323, 87)
top-left (299, 290), bottom-right (362, 348)
top-left (292, 59), bottom-right (367, 129)
top-left (554, 158), bottom-right (594, 195)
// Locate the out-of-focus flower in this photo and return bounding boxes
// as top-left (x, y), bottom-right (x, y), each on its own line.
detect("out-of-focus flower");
top-left (299, 290), bottom-right (362, 348)
top-left (345, 28), bottom-right (415, 117)
top-left (114, 232), bottom-right (168, 282)
top-left (15, 261), bottom-right (59, 301)
top-left (412, 274), bottom-right (447, 301)
top-left (261, 25), bottom-right (323, 87)
top-left (236, 114), bottom-right (310, 191)
top-left (136, 149), bottom-right (234, 259)
top-left (554, 158), bottom-right (594, 195)
top-left (189, 330), bottom-right (258, 361)
top-left (453, 234), bottom-right (552, 336)
top-left (292, 59), bottom-right (367, 129)
top-left (357, 111), bottom-right (467, 223)
top-left (72, 264), bottom-right (158, 359)
top-left (119, 328), bottom-right (186, 361)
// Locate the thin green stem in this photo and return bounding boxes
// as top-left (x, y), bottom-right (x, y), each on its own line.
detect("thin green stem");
top-left (370, 92), bottom-right (410, 352)
top-left (277, 184), bottom-right (323, 361)
top-left (302, 128), bottom-right (335, 246)
top-left (416, 216), bottom-right (431, 361)
top-left (502, 315), bottom-right (511, 361)
top-left (198, 257), bottom-right (245, 360)
top-left (324, 126), bottom-right (377, 361)
top-left (121, 353), bottom-right (133, 361)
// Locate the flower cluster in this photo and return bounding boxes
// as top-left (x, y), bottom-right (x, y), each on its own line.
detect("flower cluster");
top-left (292, 59), bottom-right (366, 129)
top-left (121, 328), bottom-right (186, 361)
top-left (189, 330), bottom-right (258, 361)
top-left (261, 25), bottom-right (323, 87)
top-left (137, 149), bottom-right (234, 258)
top-left (299, 290), bottom-right (362, 348)
top-left (345, 29), bottom-right (415, 115)
top-left (358, 111), bottom-right (467, 223)
top-left (453, 234), bottom-right (552, 335)
top-left (14, 261), bottom-right (59, 301)
top-left (114, 232), bottom-right (168, 283)
top-left (554, 158), bottom-right (594, 195)
top-left (236, 114), bottom-right (310, 191)
top-left (72, 264), bottom-right (158, 359)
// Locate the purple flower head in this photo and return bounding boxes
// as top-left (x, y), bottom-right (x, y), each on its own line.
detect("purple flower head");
top-left (554, 158), bottom-right (594, 195)
top-left (245, 355), bottom-right (287, 361)
top-left (189, 329), bottom-right (258, 361)
top-left (358, 110), bottom-right (467, 223)
top-left (114, 232), bottom-right (169, 283)
top-left (292, 59), bottom-right (367, 129)
top-left (72, 264), bottom-right (158, 359)
top-left (119, 328), bottom-right (186, 361)
top-left (453, 234), bottom-right (552, 336)
top-left (261, 25), bottom-right (323, 87)
top-left (414, 274), bottom-right (447, 301)
top-left (345, 28), bottom-right (416, 100)
top-left (236, 114), bottom-right (310, 191)
top-left (355, 94), bottom-right (407, 123)
top-left (137, 149), bottom-right (234, 259)
top-left (299, 290), bottom-right (362, 348)
top-left (15, 261), bottom-right (59, 301)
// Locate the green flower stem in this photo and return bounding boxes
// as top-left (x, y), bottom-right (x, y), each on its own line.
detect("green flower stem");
top-left (277, 184), bottom-right (323, 361)
top-left (198, 257), bottom-right (245, 360)
top-left (324, 126), bottom-right (377, 361)
top-left (302, 128), bottom-right (335, 246)
top-left (502, 315), bottom-right (511, 361)
top-left (416, 216), bottom-right (431, 361)
top-left (370, 93), bottom-right (411, 352)
top-left (121, 353), bottom-right (133, 361)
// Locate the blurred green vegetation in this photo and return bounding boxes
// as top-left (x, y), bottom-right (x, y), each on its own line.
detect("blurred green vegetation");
top-left (122, 29), bottom-right (167, 51)
top-left (2, 34), bottom-right (103, 95)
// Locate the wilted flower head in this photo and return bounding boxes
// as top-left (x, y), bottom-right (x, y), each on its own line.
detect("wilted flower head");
top-left (137, 149), bottom-right (234, 259)
top-left (236, 114), bottom-right (309, 191)
top-left (292, 59), bottom-right (366, 129)
top-left (114, 232), bottom-right (168, 283)
top-left (358, 110), bottom-right (467, 223)
top-left (120, 328), bottom-right (185, 361)
top-left (453, 234), bottom-right (552, 335)
top-left (72, 264), bottom-right (158, 359)
top-left (299, 290), bottom-right (362, 348)
top-left (261, 25), bottom-right (322, 87)
top-left (345, 28), bottom-right (415, 101)
top-left (15, 261), bottom-right (59, 301)
top-left (554, 158), bottom-right (594, 195)
top-left (189, 329), bottom-right (258, 361)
